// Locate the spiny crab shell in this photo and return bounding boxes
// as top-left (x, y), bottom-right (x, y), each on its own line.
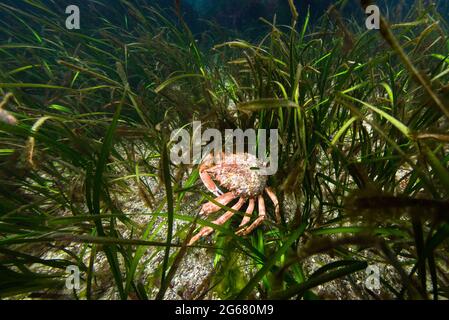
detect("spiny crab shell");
top-left (202, 152), bottom-right (268, 197)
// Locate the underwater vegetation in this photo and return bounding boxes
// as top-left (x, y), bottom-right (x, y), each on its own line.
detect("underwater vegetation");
top-left (1, 0), bottom-right (449, 300)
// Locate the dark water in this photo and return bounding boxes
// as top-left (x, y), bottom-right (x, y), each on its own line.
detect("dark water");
top-left (153, 0), bottom-right (449, 38)
top-left (158, 1), bottom-right (449, 27)
top-left (2, 0), bottom-right (449, 40)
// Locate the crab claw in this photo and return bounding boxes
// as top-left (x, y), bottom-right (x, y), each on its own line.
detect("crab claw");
top-left (199, 158), bottom-right (224, 196)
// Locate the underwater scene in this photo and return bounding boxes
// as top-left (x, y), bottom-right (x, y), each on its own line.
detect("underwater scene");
top-left (1, 0), bottom-right (449, 301)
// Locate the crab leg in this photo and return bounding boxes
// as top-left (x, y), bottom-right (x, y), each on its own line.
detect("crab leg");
top-left (237, 195), bottom-right (266, 236)
top-left (265, 187), bottom-right (280, 223)
top-left (188, 197), bottom-right (246, 245)
top-left (239, 198), bottom-right (255, 227)
top-left (200, 192), bottom-right (236, 215)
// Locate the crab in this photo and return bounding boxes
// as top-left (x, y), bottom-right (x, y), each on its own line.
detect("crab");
top-left (188, 152), bottom-right (280, 245)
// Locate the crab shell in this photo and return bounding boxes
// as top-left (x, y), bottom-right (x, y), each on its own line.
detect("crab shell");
top-left (188, 152), bottom-right (280, 246)
top-left (201, 152), bottom-right (268, 197)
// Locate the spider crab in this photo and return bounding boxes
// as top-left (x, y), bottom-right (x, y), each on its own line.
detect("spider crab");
top-left (188, 152), bottom-right (280, 245)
